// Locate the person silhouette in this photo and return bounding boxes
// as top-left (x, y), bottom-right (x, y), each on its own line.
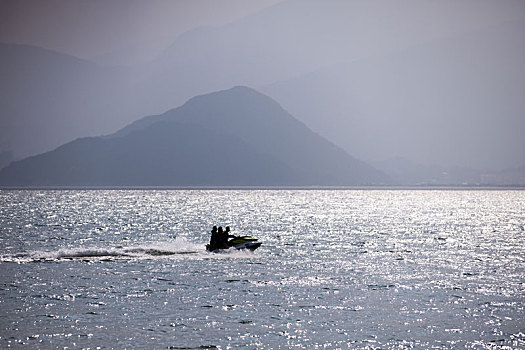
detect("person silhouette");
top-left (209, 226), bottom-right (219, 249)
top-left (217, 226), bottom-right (227, 249)
top-left (225, 226), bottom-right (234, 240)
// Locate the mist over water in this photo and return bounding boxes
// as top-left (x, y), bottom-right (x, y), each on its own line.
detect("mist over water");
top-left (1, 0), bottom-right (524, 183)
top-left (1, 190), bottom-right (523, 348)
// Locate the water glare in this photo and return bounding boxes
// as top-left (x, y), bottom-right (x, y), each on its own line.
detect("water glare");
top-left (0, 190), bottom-right (523, 348)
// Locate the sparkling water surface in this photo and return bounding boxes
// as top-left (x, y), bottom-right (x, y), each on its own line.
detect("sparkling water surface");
top-left (0, 190), bottom-right (524, 348)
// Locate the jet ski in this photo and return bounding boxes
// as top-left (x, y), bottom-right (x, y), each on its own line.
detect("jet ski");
top-left (206, 235), bottom-right (262, 252)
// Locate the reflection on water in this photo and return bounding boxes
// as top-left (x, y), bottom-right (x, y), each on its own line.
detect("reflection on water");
top-left (0, 190), bottom-right (524, 348)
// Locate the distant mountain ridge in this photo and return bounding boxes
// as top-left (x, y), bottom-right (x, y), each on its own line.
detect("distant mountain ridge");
top-left (0, 87), bottom-right (388, 187)
top-left (0, 43), bottom-right (135, 160)
top-left (262, 19), bottom-right (525, 172)
top-left (2, 1), bottom-right (524, 182)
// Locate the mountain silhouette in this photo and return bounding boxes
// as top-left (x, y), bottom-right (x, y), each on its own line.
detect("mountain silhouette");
top-left (0, 86), bottom-right (387, 187)
top-left (263, 19), bottom-right (525, 172)
top-left (3, 1), bottom-right (524, 180)
top-left (0, 43), bottom-right (134, 160)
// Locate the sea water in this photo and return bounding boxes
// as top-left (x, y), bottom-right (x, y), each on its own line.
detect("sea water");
top-left (0, 190), bottom-right (523, 348)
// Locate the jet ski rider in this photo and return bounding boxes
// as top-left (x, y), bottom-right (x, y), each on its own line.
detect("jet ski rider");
top-left (222, 226), bottom-right (235, 247)
top-left (209, 226), bottom-right (219, 249)
top-left (209, 225), bottom-right (235, 250)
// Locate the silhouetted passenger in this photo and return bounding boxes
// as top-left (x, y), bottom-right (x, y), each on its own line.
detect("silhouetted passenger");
top-left (217, 226), bottom-right (230, 249)
top-left (209, 226), bottom-right (219, 249)
top-left (225, 226), bottom-right (235, 241)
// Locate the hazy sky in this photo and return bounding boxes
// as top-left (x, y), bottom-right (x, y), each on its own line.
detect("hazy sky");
top-left (0, 0), bottom-right (283, 60)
